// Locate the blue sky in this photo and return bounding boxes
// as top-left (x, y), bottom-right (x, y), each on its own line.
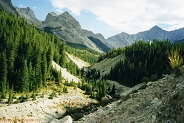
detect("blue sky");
top-left (12, 0), bottom-right (184, 38)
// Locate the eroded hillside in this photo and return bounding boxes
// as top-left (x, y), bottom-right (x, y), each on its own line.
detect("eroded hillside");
top-left (75, 69), bottom-right (184, 123)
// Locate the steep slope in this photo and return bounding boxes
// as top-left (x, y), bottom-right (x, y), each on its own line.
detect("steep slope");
top-left (75, 71), bottom-right (184, 123)
top-left (52, 61), bottom-right (80, 83)
top-left (15, 7), bottom-right (41, 25)
top-left (65, 52), bottom-right (90, 69)
top-left (82, 29), bottom-right (107, 43)
top-left (82, 29), bottom-right (111, 52)
top-left (0, 0), bottom-right (18, 14)
top-left (107, 25), bottom-right (184, 48)
top-left (41, 11), bottom-right (102, 52)
top-left (90, 53), bottom-right (125, 76)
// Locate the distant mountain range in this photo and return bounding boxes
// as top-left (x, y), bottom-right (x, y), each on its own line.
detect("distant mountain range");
top-left (107, 26), bottom-right (184, 48)
top-left (1, 0), bottom-right (184, 51)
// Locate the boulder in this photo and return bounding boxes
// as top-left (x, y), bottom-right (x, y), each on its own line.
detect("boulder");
top-left (120, 82), bottom-right (146, 101)
top-left (50, 115), bottom-right (73, 123)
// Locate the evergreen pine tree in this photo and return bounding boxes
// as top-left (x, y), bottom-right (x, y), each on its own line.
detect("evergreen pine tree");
top-left (102, 80), bottom-right (106, 97)
top-left (8, 86), bottom-right (13, 105)
top-left (20, 60), bottom-right (29, 92)
top-left (0, 52), bottom-right (7, 98)
top-left (110, 84), bottom-right (116, 95)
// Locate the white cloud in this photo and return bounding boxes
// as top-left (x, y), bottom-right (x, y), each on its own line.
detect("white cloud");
top-left (55, 9), bottom-right (63, 13)
top-left (19, 4), bottom-right (27, 8)
top-left (50, 0), bottom-right (184, 34)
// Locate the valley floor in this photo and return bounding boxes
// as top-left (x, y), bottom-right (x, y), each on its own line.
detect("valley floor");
top-left (0, 87), bottom-right (97, 123)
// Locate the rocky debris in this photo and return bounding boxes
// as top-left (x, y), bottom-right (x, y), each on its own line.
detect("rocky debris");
top-left (75, 72), bottom-right (184, 123)
top-left (120, 82), bottom-right (146, 101)
top-left (52, 61), bottom-right (80, 83)
top-left (50, 115), bottom-right (72, 123)
top-left (106, 80), bottom-right (130, 97)
top-left (0, 88), bottom-right (97, 123)
top-left (66, 52), bottom-right (90, 69)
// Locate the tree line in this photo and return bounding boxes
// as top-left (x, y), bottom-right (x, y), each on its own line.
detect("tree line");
top-left (107, 40), bottom-right (184, 87)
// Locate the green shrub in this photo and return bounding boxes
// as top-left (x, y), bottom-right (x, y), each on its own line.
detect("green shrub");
top-left (41, 93), bottom-right (44, 98)
top-left (168, 50), bottom-right (183, 76)
top-left (19, 95), bottom-right (27, 103)
top-left (63, 87), bottom-right (68, 93)
top-left (49, 92), bottom-right (56, 99)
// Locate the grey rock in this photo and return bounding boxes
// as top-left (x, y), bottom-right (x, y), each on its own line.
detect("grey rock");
top-left (151, 114), bottom-right (156, 123)
top-left (0, 0), bottom-right (18, 14)
top-left (151, 97), bottom-right (159, 104)
top-left (50, 115), bottom-right (73, 123)
top-left (44, 12), bottom-right (57, 23)
top-left (15, 7), bottom-right (41, 25)
top-left (120, 82), bottom-right (146, 101)
top-left (41, 11), bottom-right (102, 52)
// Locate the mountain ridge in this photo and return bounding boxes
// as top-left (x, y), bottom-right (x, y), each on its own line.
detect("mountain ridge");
top-left (15, 7), bottom-right (41, 25)
top-left (15, 6), bottom-right (104, 52)
top-left (0, 0), bottom-right (18, 14)
top-left (107, 25), bottom-right (184, 48)
top-left (82, 29), bottom-right (111, 52)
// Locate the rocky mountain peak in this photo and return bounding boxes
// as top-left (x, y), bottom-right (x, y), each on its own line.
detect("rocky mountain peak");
top-left (44, 12), bottom-right (58, 23)
top-left (95, 33), bottom-right (106, 40)
top-left (0, 0), bottom-right (18, 14)
top-left (149, 25), bottom-right (164, 32)
top-left (58, 11), bottom-right (79, 24)
top-left (50, 12), bottom-right (57, 16)
top-left (44, 11), bottom-right (80, 27)
top-left (62, 11), bottom-right (71, 16)
top-left (15, 7), bottom-right (39, 23)
top-left (20, 7), bottom-right (35, 17)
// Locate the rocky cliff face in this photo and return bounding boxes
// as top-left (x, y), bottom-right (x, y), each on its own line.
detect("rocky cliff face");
top-left (15, 7), bottom-right (41, 25)
top-left (0, 0), bottom-right (18, 14)
top-left (107, 25), bottom-right (184, 48)
top-left (41, 12), bottom-right (102, 52)
top-left (44, 12), bottom-right (57, 24)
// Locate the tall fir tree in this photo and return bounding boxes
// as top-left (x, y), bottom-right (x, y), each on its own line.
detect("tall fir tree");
top-left (0, 52), bottom-right (7, 98)
top-left (20, 60), bottom-right (29, 92)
